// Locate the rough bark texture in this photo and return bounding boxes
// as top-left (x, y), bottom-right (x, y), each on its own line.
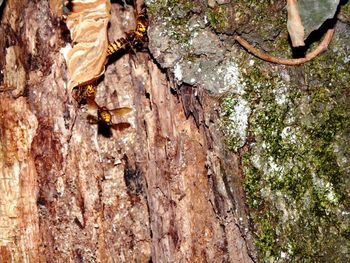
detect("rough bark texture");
top-left (0, 1), bottom-right (253, 262)
top-left (2, 0), bottom-right (350, 262)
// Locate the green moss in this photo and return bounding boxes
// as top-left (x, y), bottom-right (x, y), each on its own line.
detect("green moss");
top-left (233, 32), bottom-right (350, 261)
top-left (340, 0), bottom-right (350, 19)
top-left (239, 1), bottom-right (293, 59)
top-left (146, 0), bottom-right (196, 22)
top-left (206, 4), bottom-right (236, 32)
top-left (146, 0), bottom-right (198, 46)
top-left (255, 211), bottom-right (280, 257)
top-left (206, 7), bottom-right (227, 31)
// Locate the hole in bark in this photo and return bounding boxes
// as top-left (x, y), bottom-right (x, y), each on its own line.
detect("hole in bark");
top-left (65, 0), bottom-right (73, 14)
top-left (170, 86), bottom-right (177, 95)
top-left (74, 217), bottom-right (84, 229)
top-left (37, 196), bottom-right (46, 206)
top-left (58, 19), bottom-right (72, 44)
top-left (123, 155), bottom-right (144, 197)
top-left (74, 248), bottom-right (84, 263)
top-left (123, 166), bottom-right (143, 195)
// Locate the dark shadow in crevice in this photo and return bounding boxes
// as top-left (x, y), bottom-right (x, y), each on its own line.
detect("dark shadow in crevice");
top-left (111, 0), bottom-right (135, 8)
top-left (291, 12), bottom-right (339, 58)
top-left (0, 0), bottom-right (6, 21)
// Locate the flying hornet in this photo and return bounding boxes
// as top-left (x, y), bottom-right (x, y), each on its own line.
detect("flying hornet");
top-left (87, 103), bottom-right (132, 137)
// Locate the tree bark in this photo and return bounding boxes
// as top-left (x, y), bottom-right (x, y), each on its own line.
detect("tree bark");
top-left (0, 1), bottom-right (253, 262)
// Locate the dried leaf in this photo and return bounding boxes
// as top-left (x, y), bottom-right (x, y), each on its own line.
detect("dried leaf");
top-left (287, 0), bottom-right (305, 47)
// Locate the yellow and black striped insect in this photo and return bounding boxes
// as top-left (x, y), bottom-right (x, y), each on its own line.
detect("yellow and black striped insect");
top-left (72, 83), bottom-right (97, 105)
top-left (106, 13), bottom-right (148, 56)
top-left (87, 104), bottom-right (132, 136)
top-left (129, 13), bottom-right (148, 47)
top-left (107, 37), bottom-right (128, 56)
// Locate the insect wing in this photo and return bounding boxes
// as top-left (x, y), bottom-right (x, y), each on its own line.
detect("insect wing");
top-left (87, 115), bottom-right (98, 124)
top-left (87, 99), bottom-right (99, 110)
top-left (111, 122), bottom-right (131, 131)
top-left (110, 107), bottom-right (132, 116)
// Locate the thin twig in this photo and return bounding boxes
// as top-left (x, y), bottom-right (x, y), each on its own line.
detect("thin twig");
top-left (234, 28), bottom-right (335, 66)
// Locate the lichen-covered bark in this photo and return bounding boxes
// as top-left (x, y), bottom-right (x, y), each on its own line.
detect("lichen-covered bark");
top-left (0, 1), bottom-right (253, 262)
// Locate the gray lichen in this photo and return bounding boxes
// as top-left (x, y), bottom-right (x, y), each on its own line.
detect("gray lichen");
top-left (146, 0), bottom-right (245, 93)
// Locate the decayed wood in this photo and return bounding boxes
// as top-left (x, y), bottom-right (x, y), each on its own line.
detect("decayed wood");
top-left (0, 1), bottom-right (254, 262)
top-left (0, 96), bottom-right (39, 262)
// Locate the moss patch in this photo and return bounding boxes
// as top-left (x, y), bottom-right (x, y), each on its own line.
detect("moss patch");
top-left (222, 26), bottom-right (350, 262)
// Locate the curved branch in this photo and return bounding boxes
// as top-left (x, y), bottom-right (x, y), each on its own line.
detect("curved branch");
top-left (234, 28), bottom-right (335, 66)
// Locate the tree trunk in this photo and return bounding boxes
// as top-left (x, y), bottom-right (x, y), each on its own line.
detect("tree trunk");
top-left (3, 0), bottom-right (349, 262)
top-left (0, 0), bottom-right (253, 262)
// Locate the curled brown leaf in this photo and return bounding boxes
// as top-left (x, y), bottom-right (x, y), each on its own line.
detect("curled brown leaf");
top-left (287, 0), bottom-right (305, 47)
